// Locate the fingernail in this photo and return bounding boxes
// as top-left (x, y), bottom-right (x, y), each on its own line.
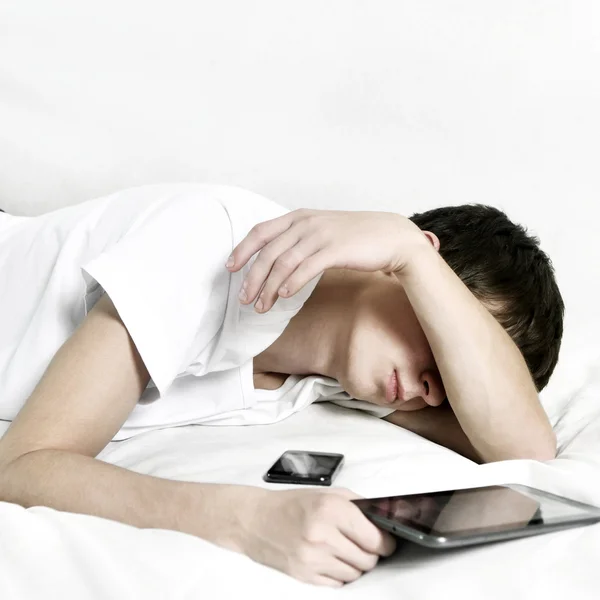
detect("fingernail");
top-left (239, 289), bottom-right (247, 302)
top-left (226, 256), bottom-right (234, 268)
top-left (255, 299), bottom-right (264, 312)
top-left (278, 285), bottom-right (288, 297)
top-left (242, 279), bottom-right (248, 290)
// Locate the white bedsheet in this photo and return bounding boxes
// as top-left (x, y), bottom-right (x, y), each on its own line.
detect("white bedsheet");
top-left (2, 398), bottom-right (599, 600)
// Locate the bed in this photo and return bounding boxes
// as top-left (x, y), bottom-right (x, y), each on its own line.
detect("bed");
top-left (1, 2), bottom-right (599, 598)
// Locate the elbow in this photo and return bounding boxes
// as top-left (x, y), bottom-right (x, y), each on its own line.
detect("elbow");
top-left (529, 430), bottom-right (558, 462)
top-left (513, 446), bottom-right (556, 463)
top-left (524, 428), bottom-right (558, 462)
top-left (0, 448), bottom-right (49, 487)
top-left (483, 430), bottom-right (557, 464)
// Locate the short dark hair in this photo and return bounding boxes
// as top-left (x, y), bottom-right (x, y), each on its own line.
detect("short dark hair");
top-left (409, 204), bottom-right (564, 392)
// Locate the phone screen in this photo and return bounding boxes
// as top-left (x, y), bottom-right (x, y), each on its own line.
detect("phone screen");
top-left (264, 451), bottom-right (344, 485)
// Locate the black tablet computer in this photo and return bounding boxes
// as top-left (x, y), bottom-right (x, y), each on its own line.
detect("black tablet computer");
top-left (352, 484), bottom-right (600, 549)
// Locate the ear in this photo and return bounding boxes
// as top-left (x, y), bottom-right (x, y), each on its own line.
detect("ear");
top-left (422, 231), bottom-right (440, 252)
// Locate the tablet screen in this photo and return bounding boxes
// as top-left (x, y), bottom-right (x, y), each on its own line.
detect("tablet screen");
top-left (354, 485), bottom-right (600, 538)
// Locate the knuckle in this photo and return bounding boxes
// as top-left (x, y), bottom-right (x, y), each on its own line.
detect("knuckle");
top-left (249, 222), bottom-right (267, 241)
top-left (274, 250), bottom-right (302, 271)
top-left (364, 553), bottom-right (379, 571)
top-left (302, 521), bottom-right (327, 545)
top-left (254, 248), bottom-right (276, 266)
top-left (345, 567), bottom-right (363, 583)
top-left (312, 498), bottom-right (345, 525)
top-left (304, 214), bottom-right (320, 228)
top-left (294, 207), bottom-right (317, 219)
top-left (313, 494), bottom-right (339, 516)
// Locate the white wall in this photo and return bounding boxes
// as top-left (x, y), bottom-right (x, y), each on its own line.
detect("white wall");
top-left (1, 2), bottom-right (598, 219)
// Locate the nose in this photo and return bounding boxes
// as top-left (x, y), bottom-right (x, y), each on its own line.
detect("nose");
top-left (398, 369), bottom-right (446, 406)
top-left (420, 369), bottom-right (446, 407)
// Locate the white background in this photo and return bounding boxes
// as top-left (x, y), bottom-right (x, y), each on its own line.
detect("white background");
top-left (1, 1), bottom-right (598, 220)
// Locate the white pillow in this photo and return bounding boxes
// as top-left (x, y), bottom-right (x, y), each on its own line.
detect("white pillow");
top-left (552, 364), bottom-right (600, 456)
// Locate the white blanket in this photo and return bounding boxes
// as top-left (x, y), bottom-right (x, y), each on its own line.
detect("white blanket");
top-left (2, 393), bottom-right (599, 600)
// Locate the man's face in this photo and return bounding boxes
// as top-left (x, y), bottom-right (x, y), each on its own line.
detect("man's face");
top-left (335, 271), bottom-right (447, 411)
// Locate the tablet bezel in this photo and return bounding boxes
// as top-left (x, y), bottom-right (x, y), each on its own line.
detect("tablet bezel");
top-left (353, 484), bottom-right (600, 549)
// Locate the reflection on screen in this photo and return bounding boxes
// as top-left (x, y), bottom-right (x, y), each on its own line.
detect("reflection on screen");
top-left (357, 486), bottom-right (600, 536)
top-left (272, 452), bottom-right (341, 478)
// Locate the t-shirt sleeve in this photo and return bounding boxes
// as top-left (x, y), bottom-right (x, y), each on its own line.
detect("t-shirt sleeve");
top-left (80, 190), bottom-right (234, 397)
top-left (327, 397), bottom-right (396, 418)
top-left (311, 377), bottom-right (396, 418)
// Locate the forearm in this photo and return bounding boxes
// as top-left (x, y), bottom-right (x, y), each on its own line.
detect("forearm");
top-left (398, 244), bottom-right (556, 463)
top-left (384, 405), bottom-right (482, 463)
top-left (0, 448), bottom-right (259, 552)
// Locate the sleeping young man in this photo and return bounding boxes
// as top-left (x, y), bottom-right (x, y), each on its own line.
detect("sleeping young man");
top-left (0, 184), bottom-right (564, 587)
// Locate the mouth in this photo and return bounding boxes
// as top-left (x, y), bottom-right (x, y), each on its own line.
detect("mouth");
top-left (386, 370), bottom-right (399, 404)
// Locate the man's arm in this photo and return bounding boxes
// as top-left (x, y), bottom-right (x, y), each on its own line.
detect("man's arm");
top-left (395, 242), bottom-right (556, 463)
top-left (0, 293), bottom-right (396, 586)
top-left (225, 208), bottom-right (556, 464)
top-left (0, 293), bottom-right (254, 550)
top-left (383, 404), bottom-right (482, 463)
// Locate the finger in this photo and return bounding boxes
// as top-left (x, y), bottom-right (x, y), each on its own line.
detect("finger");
top-left (311, 575), bottom-right (344, 588)
top-left (255, 239), bottom-right (321, 312)
top-left (226, 213), bottom-right (295, 273)
top-left (319, 555), bottom-right (363, 585)
top-left (238, 227), bottom-right (301, 304)
top-left (328, 530), bottom-right (380, 573)
top-left (339, 504), bottom-right (398, 558)
top-left (277, 250), bottom-right (331, 300)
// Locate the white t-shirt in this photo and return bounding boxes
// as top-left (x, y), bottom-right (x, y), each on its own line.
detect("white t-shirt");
top-left (0, 184), bottom-right (393, 441)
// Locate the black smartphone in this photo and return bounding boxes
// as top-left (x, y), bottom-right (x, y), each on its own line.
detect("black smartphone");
top-left (263, 450), bottom-right (345, 486)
